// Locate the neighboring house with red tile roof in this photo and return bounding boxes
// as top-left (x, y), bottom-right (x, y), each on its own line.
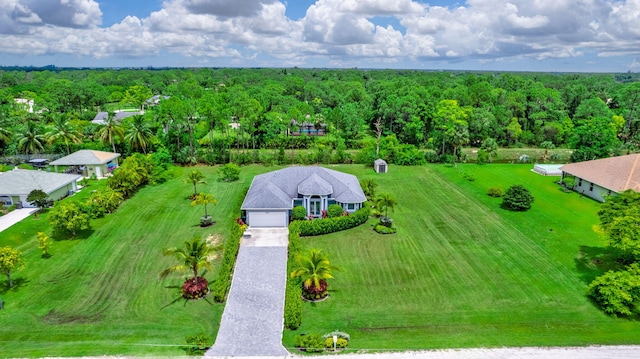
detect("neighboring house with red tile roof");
top-left (560, 154), bottom-right (640, 202)
top-left (50, 150), bottom-right (120, 178)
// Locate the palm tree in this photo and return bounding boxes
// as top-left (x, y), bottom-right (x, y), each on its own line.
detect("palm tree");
top-left (540, 141), bottom-right (555, 162)
top-left (359, 178), bottom-right (378, 201)
top-left (125, 115), bottom-right (153, 154)
top-left (191, 193), bottom-right (217, 226)
top-left (97, 114), bottom-right (125, 153)
top-left (376, 193), bottom-right (397, 218)
top-left (0, 117), bottom-right (13, 145)
top-left (46, 114), bottom-right (83, 154)
top-left (184, 170), bottom-right (206, 198)
top-left (290, 248), bottom-right (339, 300)
top-left (16, 120), bottom-right (45, 158)
top-left (160, 236), bottom-right (220, 286)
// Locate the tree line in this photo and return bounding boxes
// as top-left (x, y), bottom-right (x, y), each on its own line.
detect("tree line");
top-left (1, 67), bottom-right (639, 165)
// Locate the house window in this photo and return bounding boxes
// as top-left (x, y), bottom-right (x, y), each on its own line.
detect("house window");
top-left (347, 203), bottom-right (355, 210)
top-left (578, 178), bottom-right (582, 186)
top-left (589, 183), bottom-right (594, 192)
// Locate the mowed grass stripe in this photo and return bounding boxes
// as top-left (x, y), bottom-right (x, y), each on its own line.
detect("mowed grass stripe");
top-left (0, 165), bottom-right (262, 357)
top-left (286, 164), bottom-right (640, 350)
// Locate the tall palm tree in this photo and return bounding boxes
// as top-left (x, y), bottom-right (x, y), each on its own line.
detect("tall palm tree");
top-left (0, 117), bottom-right (13, 145)
top-left (184, 170), bottom-right (206, 198)
top-left (16, 120), bottom-right (45, 158)
top-left (160, 236), bottom-right (220, 286)
top-left (96, 114), bottom-right (124, 153)
top-left (376, 193), bottom-right (397, 218)
top-left (125, 115), bottom-right (153, 154)
top-left (290, 248), bottom-right (339, 299)
top-left (46, 114), bottom-right (83, 155)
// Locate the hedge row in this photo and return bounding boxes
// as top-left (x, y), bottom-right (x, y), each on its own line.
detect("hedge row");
top-left (212, 186), bottom-right (249, 303)
top-left (296, 206), bottom-right (371, 236)
top-left (284, 222), bottom-right (303, 330)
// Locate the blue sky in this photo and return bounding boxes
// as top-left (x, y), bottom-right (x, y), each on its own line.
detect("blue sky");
top-left (0, 0), bottom-right (639, 72)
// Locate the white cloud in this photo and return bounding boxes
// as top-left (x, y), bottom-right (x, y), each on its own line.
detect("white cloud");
top-left (1, 0), bottom-right (640, 69)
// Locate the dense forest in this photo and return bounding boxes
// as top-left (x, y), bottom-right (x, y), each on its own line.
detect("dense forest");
top-left (1, 67), bottom-right (640, 166)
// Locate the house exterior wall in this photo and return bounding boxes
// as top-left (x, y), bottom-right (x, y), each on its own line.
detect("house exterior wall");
top-left (573, 176), bottom-right (613, 202)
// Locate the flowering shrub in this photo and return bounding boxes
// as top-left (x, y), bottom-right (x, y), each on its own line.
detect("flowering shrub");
top-left (182, 276), bottom-right (209, 300)
top-left (297, 206), bottom-right (370, 236)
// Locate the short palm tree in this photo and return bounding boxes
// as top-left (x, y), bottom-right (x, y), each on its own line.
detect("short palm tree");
top-left (46, 114), bottom-right (83, 154)
top-left (125, 115), bottom-right (153, 154)
top-left (191, 192), bottom-right (217, 226)
top-left (359, 178), bottom-right (378, 201)
top-left (97, 114), bottom-right (125, 153)
top-left (291, 248), bottom-right (339, 300)
top-left (376, 193), bottom-right (397, 218)
top-left (160, 236), bottom-right (220, 290)
top-left (184, 170), bottom-right (206, 198)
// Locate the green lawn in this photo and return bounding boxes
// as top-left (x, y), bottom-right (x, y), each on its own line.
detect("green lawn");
top-left (284, 164), bottom-right (640, 351)
top-left (3, 163), bottom-right (639, 357)
top-left (0, 165), bottom-right (268, 357)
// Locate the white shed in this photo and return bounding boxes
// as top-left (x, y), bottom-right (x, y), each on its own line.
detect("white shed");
top-left (374, 159), bottom-right (388, 173)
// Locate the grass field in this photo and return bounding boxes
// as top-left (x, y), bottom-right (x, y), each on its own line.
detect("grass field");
top-left (283, 164), bottom-right (640, 351)
top-left (0, 165), bottom-right (266, 357)
top-left (2, 163), bottom-right (639, 357)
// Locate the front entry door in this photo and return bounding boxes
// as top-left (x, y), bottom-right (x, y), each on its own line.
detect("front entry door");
top-left (310, 198), bottom-right (321, 217)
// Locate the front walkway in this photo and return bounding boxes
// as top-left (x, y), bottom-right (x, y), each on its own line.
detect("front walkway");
top-left (0, 208), bottom-right (37, 233)
top-left (206, 227), bottom-right (290, 357)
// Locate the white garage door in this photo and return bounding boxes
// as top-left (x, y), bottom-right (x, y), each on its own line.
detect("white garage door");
top-left (248, 211), bottom-right (288, 227)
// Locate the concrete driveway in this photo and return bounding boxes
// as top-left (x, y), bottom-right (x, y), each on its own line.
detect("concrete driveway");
top-left (0, 208), bottom-right (37, 233)
top-left (206, 227), bottom-right (290, 357)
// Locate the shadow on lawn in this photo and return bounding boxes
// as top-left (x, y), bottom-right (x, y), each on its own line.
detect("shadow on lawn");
top-left (52, 228), bottom-right (95, 241)
top-left (574, 245), bottom-right (627, 284)
top-left (0, 277), bottom-right (29, 295)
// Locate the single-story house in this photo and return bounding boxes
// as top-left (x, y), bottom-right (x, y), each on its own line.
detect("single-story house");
top-left (241, 166), bottom-right (367, 227)
top-left (50, 150), bottom-right (120, 178)
top-left (560, 153), bottom-right (640, 202)
top-left (0, 169), bottom-right (81, 208)
top-left (374, 159), bottom-right (388, 173)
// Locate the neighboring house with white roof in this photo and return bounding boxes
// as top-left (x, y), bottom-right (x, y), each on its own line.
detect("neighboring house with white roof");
top-left (241, 166), bottom-right (366, 227)
top-left (50, 150), bottom-right (120, 178)
top-left (14, 98), bottom-right (34, 113)
top-left (0, 169), bottom-right (81, 208)
top-left (560, 153), bottom-right (640, 202)
top-left (92, 111), bottom-right (141, 125)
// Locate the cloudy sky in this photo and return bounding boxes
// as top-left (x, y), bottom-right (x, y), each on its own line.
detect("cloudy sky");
top-left (0, 0), bottom-right (639, 72)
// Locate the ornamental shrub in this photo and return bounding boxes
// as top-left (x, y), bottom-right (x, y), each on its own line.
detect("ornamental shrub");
top-left (219, 163), bottom-right (240, 182)
top-left (284, 279), bottom-right (302, 329)
top-left (487, 187), bottom-right (504, 197)
top-left (374, 224), bottom-right (397, 234)
top-left (327, 204), bottom-right (344, 218)
top-left (294, 333), bottom-right (325, 352)
top-left (292, 206), bottom-right (307, 221)
top-left (502, 184), bottom-right (535, 211)
top-left (183, 334), bottom-right (212, 355)
top-left (562, 177), bottom-right (575, 189)
top-left (325, 337), bottom-right (349, 349)
top-left (379, 216), bottom-right (393, 228)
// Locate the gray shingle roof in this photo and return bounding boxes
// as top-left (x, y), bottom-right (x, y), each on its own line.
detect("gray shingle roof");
top-left (241, 166), bottom-right (366, 210)
top-left (50, 150), bottom-right (120, 166)
top-left (0, 169), bottom-right (81, 196)
top-left (92, 111), bottom-right (141, 125)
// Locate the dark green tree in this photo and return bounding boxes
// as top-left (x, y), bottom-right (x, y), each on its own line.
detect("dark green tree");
top-left (502, 185), bottom-right (534, 211)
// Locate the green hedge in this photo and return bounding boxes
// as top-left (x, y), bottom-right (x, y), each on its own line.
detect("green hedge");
top-left (297, 206), bottom-right (370, 236)
top-left (212, 222), bottom-right (244, 302)
top-left (284, 222), bottom-right (303, 330)
top-left (212, 186), bottom-right (249, 303)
